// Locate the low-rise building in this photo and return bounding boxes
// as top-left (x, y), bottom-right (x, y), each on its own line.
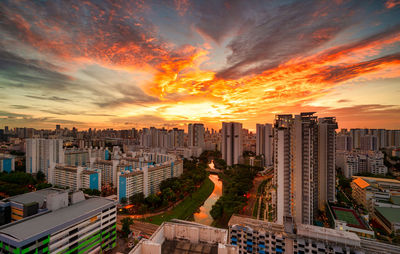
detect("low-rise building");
top-left (228, 215), bottom-right (400, 254)
top-left (129, 220), bottom-right (237, 254)
top-left (351, 176), bottom-right (400, 213)
top-left (0, 195), bottom-right (116, 254)
top-left (3, 188), bottom-right (68, 223)
top-left (374, 206), bottom-right (400, 235)
top-left (228, 215), bottom-right (364, 254)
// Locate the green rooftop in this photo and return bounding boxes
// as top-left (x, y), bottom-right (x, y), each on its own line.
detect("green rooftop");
top-left (390, 196), bottom-right (400, 206)
top-left (375, 207), bottom-right (400, 223)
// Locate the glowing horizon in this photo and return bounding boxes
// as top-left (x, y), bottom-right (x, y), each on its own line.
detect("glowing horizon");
top-left (1, 0), bottom-right (400, 130)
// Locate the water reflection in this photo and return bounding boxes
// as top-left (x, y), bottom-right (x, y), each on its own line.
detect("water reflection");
top-left (193, 163), bottom-right (222, 225)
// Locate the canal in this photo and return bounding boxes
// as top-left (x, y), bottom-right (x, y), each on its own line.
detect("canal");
top-left (193, 161), bottom-right (222, 225)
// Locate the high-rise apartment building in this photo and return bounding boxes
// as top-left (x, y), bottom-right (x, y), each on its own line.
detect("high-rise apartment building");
top-left (26, 138), bottom-right (64, 179)
top-left (188, 123), bottom-right (205, 148)
top-left (0, 154), bottom-right (14, 173)
top-left (52, 165), bottom-right (101, 191)
top-left (221, 122), bottom-right (243, 166)
top-left (93, 159), bottom-right (119, 187)
top-left (274, 113), bottom-right (337, 225)
top-left (64, 148), bottom-right (90, 167)
top-left (167, 128), bottom-right (184, 148)
top-left (360, 135), bottom-right (378, 151)
top-left (256, 123), bottom-right (273, 166)
top-left (318, 117), bottom-right (338, 208)
top-left (336, 133), bottom-right (353, 151)
top-left (118, 159), bottom-right (183, 200)
top-left (273, 114), bottom-right (293, 224)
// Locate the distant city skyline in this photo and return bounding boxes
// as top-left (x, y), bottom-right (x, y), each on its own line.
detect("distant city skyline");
top-left (1, 1), bottom-right (400, 130)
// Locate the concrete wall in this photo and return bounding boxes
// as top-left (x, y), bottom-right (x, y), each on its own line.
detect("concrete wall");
top-left (47, 192), bottom-right (68, 211)
top-left (163, 223), bottom-right (227, 244)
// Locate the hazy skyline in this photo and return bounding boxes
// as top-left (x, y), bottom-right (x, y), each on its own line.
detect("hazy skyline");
top-left (1, 0), bottom-right (400, 130)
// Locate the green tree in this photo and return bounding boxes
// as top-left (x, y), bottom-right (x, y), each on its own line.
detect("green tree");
top-left (36, 183), bottom-right (52, 190)
top-left (162, 187), bottom-right (176, 202)
top-left (36, 170), bottom-right (46, 183)
top-left (120, 197), bottom-right (127, 205)
top-left (145, 194), bottom-right (161, 210)
top-left (130, 193), bottom-right (145, 204)
top-left (121, 217), bottom-right (134, 238)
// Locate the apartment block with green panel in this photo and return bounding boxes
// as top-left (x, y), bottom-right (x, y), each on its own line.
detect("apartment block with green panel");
top-left (0, 197), bottom-right (117, 254)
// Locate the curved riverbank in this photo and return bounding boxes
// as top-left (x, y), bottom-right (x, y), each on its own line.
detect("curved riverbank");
top-left (193, 174), bottom-right (223, 225)
top-left (141, 176), bottom-right (215, 225)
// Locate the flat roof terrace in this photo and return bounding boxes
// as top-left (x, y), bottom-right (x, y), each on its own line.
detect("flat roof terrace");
top-left (0, 197), bottom-right (115, 247)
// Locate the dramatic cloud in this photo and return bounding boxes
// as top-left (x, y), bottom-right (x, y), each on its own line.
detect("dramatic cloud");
top-left (0, 49), bottom-right (74, 90)
top-left (0, 0), bottom-right (399, 129)
top-left (25, 95), bottom-right (71, 102)
top-left (216, 0), bottom-right (361, 79)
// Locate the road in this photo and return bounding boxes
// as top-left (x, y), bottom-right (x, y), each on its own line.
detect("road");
top-left (117, 215), bottom-right (159, 237)
top-left (241, 174), bottom-right (272, 217)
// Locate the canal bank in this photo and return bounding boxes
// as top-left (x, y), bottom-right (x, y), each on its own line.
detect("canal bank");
top-left (193, 174), bottom-right (223, 225)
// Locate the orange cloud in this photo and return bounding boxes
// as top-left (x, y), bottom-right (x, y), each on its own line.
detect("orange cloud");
top-left (385, 0), bottom-right (400, 8)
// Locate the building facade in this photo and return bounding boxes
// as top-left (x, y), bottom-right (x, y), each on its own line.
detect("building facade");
top-left (118, 160), bottom-right (183, 200)
top-left (256, 123), bottom-right (273, 167)
top-left (188, 123), bottom-right (205, 149)
top-left (0, 195), bottom-right (117, 254)
top-left (26, 138), bottom-right (64, 179)
top-left (52, 165), bottom-right (101, 191)
top-left (0, 154), bottom-right (14, 173)
top-left (274, 113), bottom-right (337, 225)
top-left (222, 122), bottom-right (243, 166)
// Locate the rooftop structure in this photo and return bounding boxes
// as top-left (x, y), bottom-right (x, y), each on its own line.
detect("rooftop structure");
top-left (129, 220), bottom-right (237, 254)
top-left (227, 215), bottom-right (396, 254)
top-left (374, 206), bottom-right (400, 234)
top-left (0, 194), bottom-right (117, 253)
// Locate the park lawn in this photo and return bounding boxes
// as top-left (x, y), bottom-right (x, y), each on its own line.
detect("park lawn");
top-left (142, 177), bottom-right (215, 225)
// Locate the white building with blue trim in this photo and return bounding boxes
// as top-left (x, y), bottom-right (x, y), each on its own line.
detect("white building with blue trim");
top-left (0, 154), bottom-right (14, 173)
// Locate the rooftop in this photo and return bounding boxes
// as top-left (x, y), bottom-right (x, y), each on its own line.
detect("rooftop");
top-left (352, 176), bottom-right (400, 185)
top-left (229, 215), bottom-right (285, 233)
top-left (391, 196), bottom-right (400, 205)
top-left (353, 177), bottom-right (370, 189)
top-left (6, 188), bottom-right (66, 206)
top-left (375, 207), bottom-right (400, 224)
top-left (161, 240), bottom-right (218, 254)
top-left (0, 197), bottom-right (114, 242)
top-left (297, 224), bottom-right (360, 242)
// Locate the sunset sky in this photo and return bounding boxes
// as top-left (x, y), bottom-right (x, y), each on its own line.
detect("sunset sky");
top-left (1, 0), bottom-right (400, 131)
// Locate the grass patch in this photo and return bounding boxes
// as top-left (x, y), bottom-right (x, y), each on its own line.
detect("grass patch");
top-left (333, 209), bottom-right (361, 226)
top-left (253, 198), bottom-right (259, 218)
top-left (142, 177), bottom-right (215, 225)
top-left (257, 179), bottom-right (269, 196)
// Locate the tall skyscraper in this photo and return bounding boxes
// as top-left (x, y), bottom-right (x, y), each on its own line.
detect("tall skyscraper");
top-left (274, 113), bottom-right (337, 225)
top-left (221, 122), bottom-right (243, 166)
top-left (318, 117), bottom-right (338, 209)
top-left (256, 123), bottom-right (273, 166)
top-left (188, 123), bottom-right (205, 148)
top-left (26, 139), bottom-right (64, 179)
top-left (273, 115), bottom-right (293, 224)
top-left (292, 112), bottom-right (319, 225)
